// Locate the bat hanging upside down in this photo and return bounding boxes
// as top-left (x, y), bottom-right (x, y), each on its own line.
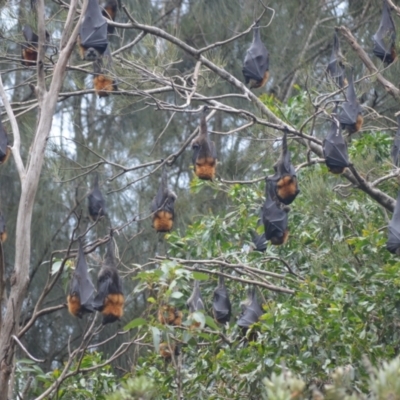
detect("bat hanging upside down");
top-left (191, 106), bottom-right (217, 181)
top-left (67, 240), bottom-right (95, 318)
top-left (21, 25), bottom-right (50, 66)
top-left (93, 231), bottom-right (124, 324)
top-left (78, 0), bottom-right (109, 61)
top-left (338, 70), bottom-right (363, 134)
top-left (268, 131), bottom-right (299, 205)
top-left (92, 46), bottom-right (118, 97)
top-left (151, 164), bottom-right (177, 233)
top-left (262, 180), bottom-right (289, 246)
top-left (242, 22), bottom-right (269, 89)
top-left (102, 0), bottom-right (118, 34)
top-left (373, 0), bottom-right (396, 65)
top-left (323, 104), bottom-right (350, 175)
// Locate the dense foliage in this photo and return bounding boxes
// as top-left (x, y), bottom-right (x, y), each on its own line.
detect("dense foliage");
top-left (2, 0), bottom-right (400, 399)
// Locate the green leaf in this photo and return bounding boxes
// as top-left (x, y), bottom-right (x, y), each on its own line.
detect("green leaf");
top-left (192, 271), bottom-right (209, 281)
top-left (151, 326), bottom-right (160, 353)
top-left (123, 318), bottom-right (147, 331)
top-left (205, 315), bottom-right (219, 330)
top-left (51, 260), bottom-right (63, 275)
top-left (170, 291), bottom-right (184, 299)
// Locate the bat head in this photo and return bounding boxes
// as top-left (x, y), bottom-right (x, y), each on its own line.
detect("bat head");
top-left (83, 46), bottom-right (102, 61)
top-left (167, 191), bottom-right (177, 208)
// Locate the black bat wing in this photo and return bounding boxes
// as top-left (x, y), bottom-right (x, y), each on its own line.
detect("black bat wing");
top-left (327, 32), bottom-right (346, 87)
top-left (339, 101), bottom-right (359, 125)
top-left (80, 0), bottom-right (108, 50)
top-left (93, 267), bottom-right (122, 310)
top-left (242, 24), bottom-right (269, 83)
top-left (71, 242), bottom-right (95, 311)
top-left (270, 132), bottom-right (295, 179)
top-left (373, 0), bottom-right (396, 61)
top-left (194, 138), bottom-right (217, 162)
top-left (213, 277), bottom-right (231, 323)
top-left (262, 182), bottom-right (288, 241)
top-left (152, 166), bottom-right (168, 211)
top-left (104, 232), bottom-right (117, 268)
top-left (391, 116), bottom-right (400, 166)
top-left (252, 232), bottom-right (267, 252)
top-left (387, 190), bottom-right (400, 254)
top-left (327, 60), bottom-right (345, 87)
top-left (242, 45), bottom-right (269, 82)
top-left (338, 71), bottom-right (360, 126)
top-left (88, 175), bottom-right (106, 217)
top-left (280, 148), bottom-right (295, 177)
top-left (323, 117), bottom-right (349, 169)
top-left (237, 288), bottom-right (263, 328)
top-left (22, 25), bottom-right (38, 44)
top-left (88, 187), bottom-right (106, 216)
top-left (0, 121), bottom-right (8, 159)
top-left (263, 200), bottom-right (288, 240)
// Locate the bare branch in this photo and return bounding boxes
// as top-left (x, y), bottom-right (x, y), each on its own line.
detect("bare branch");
top-left (0, 75), bottom-right (25, 177)
top-left (12, 336), bottom-right (44, 363)
top-left (337, 25), bottom-right (400, 99)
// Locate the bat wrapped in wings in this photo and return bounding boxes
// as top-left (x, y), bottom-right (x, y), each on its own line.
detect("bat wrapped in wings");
top-left (102, 0), bottom-right (118, 34)
top-left (78, 0), bottom-right (108, 61)
top-left (67, 240), bottom-right (95, 318)
top-left (373, 0), bottom-right (396, 65)
top-left (88, 173), bottom-right (107, 221)
top-left (391, 116), bottom-right (400, 167)
top-left (338, 70), bottom-right (363, 134)
top-left (387, 190), bottom-right (400, 255)
top-left (93, 45), bottom-right (118, 97)
top-left (268, 131), bottom-right (299, 205)
top-left (186, 280), bottom-right (204, 328)
top-left (151, 164), bottom-right (177, 233)
top-left (0, 120), bottom-right (10, 166)
top-left (262, 180), bottom-right (289, 246)
top-left (242, 22), bottom-right (269, 89)
top-left (212, 274), bottom-right (231, 324)
top-left (192, 106), bottom-right (217, 181)
top-left (323, 106), bottom-right (350, 174)
top-left (21, 25), bottom-right (50, 66)
top-left (237, 287), bottom-right (263, 337)
top-left (93, 231), bottom-right (124, 324)
top-left (326, 32), bottom-right (347, 88)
